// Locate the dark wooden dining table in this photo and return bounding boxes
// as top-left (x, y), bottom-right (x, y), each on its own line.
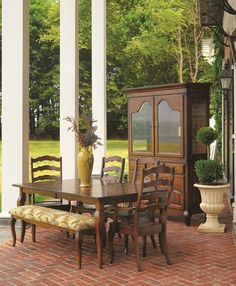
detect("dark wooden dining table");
top-left (13, 178), bottom-right (139, 268)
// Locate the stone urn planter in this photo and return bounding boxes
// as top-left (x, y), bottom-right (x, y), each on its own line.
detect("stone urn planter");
top-left (194, 183), bottom-right (230, 233)
top-left (194, 127), bottom-right (230, 233)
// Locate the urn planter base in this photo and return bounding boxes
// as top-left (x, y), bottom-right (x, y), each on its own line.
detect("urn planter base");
top-left (194, 183), bottom-right (230, 233)
top-left (198, 213), bottom-right (225, 233)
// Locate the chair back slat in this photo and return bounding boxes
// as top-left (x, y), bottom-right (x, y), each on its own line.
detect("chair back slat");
top-left (31, 155), bottom-right (62, 183)
top-left (32, 165), bottom-right (61, 173)
top-left (31, 155), bottom-right (61, 163)
top-left (103, 166), bottom-right (122, 173)
top-left (103, 156), bottom-right (124, 163)
top-left (33, 175), bottom-right (61, 182)
top-left (102, 175), bottom-right (121, 183)
top-left (100, 156), bottom-right (125, 183)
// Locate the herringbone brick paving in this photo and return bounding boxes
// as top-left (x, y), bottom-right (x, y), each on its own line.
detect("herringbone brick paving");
top-left (0, 199), bottom-right (235, 286)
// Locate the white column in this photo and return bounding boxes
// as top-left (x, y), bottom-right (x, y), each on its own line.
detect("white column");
top-left (92, 0), bottom-right (107, 175)
top-left (1, 0), bottom-right (29, 217)
top-left (60, 0), bottom-right (79, 179)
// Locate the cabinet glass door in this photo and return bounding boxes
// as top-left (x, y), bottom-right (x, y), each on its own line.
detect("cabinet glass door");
top-left (156, 98), bottom-right (182, 155)
top-left (131, 102), bottom-right (152, 153)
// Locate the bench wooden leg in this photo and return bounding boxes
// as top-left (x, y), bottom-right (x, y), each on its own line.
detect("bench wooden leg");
top-left (10, 216), bottom-right (16, 246)
top-left (20, 220), bottom-right (26, 243)
top-left (76, 232), bottom-right (83, 269)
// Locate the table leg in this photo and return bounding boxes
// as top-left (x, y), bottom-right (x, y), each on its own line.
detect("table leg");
top-left (94, 201), bottom-right (104, 268)
top-left (17, 188), bottom-right (26, 206)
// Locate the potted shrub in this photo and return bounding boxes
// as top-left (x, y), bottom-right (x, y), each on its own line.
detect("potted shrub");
top-left (194, 127), bottom-right (230, 233)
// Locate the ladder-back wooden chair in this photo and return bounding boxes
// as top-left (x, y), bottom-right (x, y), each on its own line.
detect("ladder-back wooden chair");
top-left (100, 156), bottom-right (125, 183)
top-left (108, 164), bottom-right (175, 271)
top-left (112, 157), bottom-right (160, 249)
top-left (73, 156), bottom-right (126, 214)
top-left (31, 155), bottom-right (70, 211)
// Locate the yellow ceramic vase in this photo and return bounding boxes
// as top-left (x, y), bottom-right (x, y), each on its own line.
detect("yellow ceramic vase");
top-left (77, 147), bottom-right (94, 187)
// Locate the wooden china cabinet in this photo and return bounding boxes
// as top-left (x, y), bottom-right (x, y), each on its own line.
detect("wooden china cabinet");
top-left (124, 83), bottom-right (211, 225)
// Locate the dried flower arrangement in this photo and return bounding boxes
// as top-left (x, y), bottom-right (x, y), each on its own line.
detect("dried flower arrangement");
top-left (65, 114), bottom-right (102, 149)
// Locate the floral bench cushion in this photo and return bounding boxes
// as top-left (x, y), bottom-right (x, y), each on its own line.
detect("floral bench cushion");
top-left (9, 205), bottom-right (95, 231)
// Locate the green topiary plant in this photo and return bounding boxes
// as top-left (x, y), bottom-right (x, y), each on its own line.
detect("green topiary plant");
top-left (194, 127), bottom-right (224, 185)
top-left (196, 127), bottom-right (217, 159)
top-left (195, 160), bottom-right (223, 185)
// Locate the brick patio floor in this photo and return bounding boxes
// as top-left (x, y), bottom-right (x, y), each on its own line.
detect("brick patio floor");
top-left (0, 198), bottom-right (236, 286)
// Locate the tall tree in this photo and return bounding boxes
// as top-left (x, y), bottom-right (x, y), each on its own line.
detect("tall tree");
top-left (106, 0), bottom-right (211, 137)
top-left (18, 0), bottom-right (213, 138)
top-left (30, 0), bottom-right (60, 138)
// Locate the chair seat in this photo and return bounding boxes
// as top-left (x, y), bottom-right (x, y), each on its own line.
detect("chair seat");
top-left (9, 205), bottom-right (95, 231)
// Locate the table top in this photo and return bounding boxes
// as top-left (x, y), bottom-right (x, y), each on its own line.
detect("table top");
top-left (13, 178), bottom-right (139, 204)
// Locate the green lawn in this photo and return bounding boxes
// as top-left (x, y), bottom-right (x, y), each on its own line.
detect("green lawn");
top-left (0, 140), bottom-right (128, 211)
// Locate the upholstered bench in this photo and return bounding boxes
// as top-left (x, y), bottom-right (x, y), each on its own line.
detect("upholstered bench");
top-left (9, 205), bottom-right (95, 268)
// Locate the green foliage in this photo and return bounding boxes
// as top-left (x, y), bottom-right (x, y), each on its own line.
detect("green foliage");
top-left (0, 0), bottom-right (213, 139)
top-left (29, 0), bottom-right (60, 138)
top-left (106, 0), bottom-right (210, 137)
top-left (194, 124), bottom-right (223, 185)
top-left (196, 127), bottom-right (217, 146)
top-left (210, 27), bottom-right (224, 157)
top-left (195, 160), bottom-right (223, 185)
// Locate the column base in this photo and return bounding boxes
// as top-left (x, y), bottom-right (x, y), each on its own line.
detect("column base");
top-left (0, 212), bottom-right (11, 219)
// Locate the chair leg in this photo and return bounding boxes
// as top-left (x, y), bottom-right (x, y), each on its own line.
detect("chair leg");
top-left (76, 232), bottom-right (83, 269)
top-left (108, 223), bottom-right (115, 263)
top-left (124, 235), bottom-right (129, 254)
top-left (10, 216), bottom-right (16, 246)
top-left (103, 226), bottom-right (107, 248)
top-left (32, 224), bottom-right (36, 243)
top-left (160, 214), bottom-right (172, 265)
top-left (163, 229), bottom-right (172, 265)
top-left (134, 235), bottom-right (142, 272)
top-left (20, 220), bottom-right (27, 243)
top-left (142, 236), bottom-right (147, 257)
top-left (150, 234), bottom-right (157, 248)
top-left (158, 233), bottom-right (164, 253)
top-left (160, 230), bottom-right (172, 265)
top-left (33, 193), bottom-right (36, 204)
top-left (165, 247), bottom-right (172, 265)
